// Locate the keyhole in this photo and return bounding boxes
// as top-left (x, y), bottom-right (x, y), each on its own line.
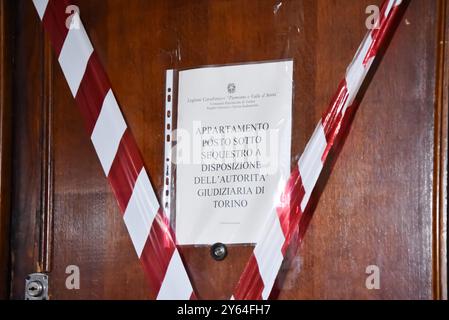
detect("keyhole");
top-left (27, 281), bottom-right (43, 297)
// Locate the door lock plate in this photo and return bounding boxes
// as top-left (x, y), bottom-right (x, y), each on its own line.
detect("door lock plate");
top-left (25, 273), bottom-right (49, 300)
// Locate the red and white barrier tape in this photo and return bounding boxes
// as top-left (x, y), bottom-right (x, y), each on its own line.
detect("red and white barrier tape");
top-left (234, 0), bottom-right (402, 299)
top-left (32, 0), bottom-right (194, 300)
top-left (32, 0), bottom-right (404, 300)
top-left (231, 0), bottom-right (404, 300)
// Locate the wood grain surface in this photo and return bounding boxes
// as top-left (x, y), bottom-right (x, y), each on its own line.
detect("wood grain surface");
top-left (0, 0), bottom-right (13, 300)
top-left (8, 0), bottom-right (447, 299)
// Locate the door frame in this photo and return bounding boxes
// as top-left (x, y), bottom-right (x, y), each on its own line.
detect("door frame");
top-left (0, 0), bottom-right (13, 300)
top-left (434, 0), bottom-right (448, 300)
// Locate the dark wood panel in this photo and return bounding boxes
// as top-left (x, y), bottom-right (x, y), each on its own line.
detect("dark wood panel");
top-left (10, 0), bottom-right (447, 300)
top-left (10, 0), bottom-right (48, 299)
top-left (276, 0), bottom-right (439, 300)
top-left (0, 0), bottom-right (13, 299)
top-left (435, 0), bottom-right (448, 300)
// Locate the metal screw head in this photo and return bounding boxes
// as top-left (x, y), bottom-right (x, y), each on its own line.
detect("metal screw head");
top-left (26, 280), bottom-right (44, 298)
top-left (210, 243), bottom-right (228, 261)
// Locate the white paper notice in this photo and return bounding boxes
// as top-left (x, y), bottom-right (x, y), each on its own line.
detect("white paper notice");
top-left (175, 60), bottom-right (293, 245)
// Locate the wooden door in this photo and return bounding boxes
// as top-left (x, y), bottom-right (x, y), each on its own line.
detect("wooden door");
top-left (7, 0), bottom-right (447, 299)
